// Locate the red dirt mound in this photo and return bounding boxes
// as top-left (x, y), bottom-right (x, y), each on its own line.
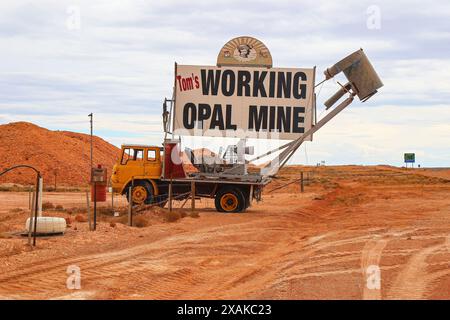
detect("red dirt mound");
top-left (0, 122), bottom-right (121, 186)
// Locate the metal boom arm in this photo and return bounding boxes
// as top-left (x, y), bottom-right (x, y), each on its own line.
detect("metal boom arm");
top-left (260, 95), bottom-right (355, 177)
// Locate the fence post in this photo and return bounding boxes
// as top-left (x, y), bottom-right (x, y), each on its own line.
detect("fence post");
top-left (128, 186), bottom-right (132, 226)
top-left (86, 190), bottom-right (91, 231)
top-left (28, 187), bottom-right (32, 210)
top-left (111, 187), bottom-right (114, 212)
top-left (37, 176), bottom-right (43, 217)
top-left (93, 181), bottom-right (97, 231)
top-left (191, 181), bottom-right (195, 212)
top-left (300, 172), bottom-right (304, 193)
top-left (28, 190), bottom-right (36, 246)
top-left (168, 179), bottom-right (173, 212)
top-left (33, 175), bottom-right (40, 246)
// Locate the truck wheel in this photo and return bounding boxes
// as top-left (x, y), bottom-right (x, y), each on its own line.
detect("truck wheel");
top-left (128, 181), bottom-right (153, 205)
top-left (215, 187), bottom-right (245, 213)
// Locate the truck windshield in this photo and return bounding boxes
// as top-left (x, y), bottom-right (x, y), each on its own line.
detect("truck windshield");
top-left (121, 148), bottom-right (144, 164)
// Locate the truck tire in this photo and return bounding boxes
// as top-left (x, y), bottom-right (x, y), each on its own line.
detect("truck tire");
top-left (127, 180), bottom-right (153, 205)
top-left (215, 186), bottom-right (246, 213)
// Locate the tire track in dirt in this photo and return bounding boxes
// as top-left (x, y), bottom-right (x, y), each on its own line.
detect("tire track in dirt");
top-left (386, 240), bottom-right (448, 299)
top-left (360, 228), bottom-right (419, 300)
top-left (361, 237), bottom-right (389, 300)
top-left (264, 230), bottom-right (368, 298)
top-left (0, 229), bottom-right (217, 298)
top-left (0, 219), bottom-right (302, 299)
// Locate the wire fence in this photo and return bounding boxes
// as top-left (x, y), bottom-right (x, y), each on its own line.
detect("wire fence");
top-left (0, 189), bottom-right (151, 237)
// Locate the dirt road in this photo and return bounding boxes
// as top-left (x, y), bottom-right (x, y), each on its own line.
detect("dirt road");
top-left (0, 166), bottom-right (449, 299)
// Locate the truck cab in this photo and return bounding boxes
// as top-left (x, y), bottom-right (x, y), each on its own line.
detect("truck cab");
top-left (111, 145), bottom-right (162, 200)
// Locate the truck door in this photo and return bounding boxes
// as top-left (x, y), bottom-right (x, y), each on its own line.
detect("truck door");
top-left (120, 147), bottom-right (145, 181)
top-left (144, 148), bottom-right (161, 177)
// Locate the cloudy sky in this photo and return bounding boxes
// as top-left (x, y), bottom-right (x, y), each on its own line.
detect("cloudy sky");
top-left (1, 0), bottom-right (449, 167)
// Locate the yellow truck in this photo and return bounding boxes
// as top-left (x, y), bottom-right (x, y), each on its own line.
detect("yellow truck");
top-left (111, 140), bottom-right (265, 213)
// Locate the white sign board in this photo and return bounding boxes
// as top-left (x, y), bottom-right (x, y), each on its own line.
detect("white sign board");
top-left (173, 65), bottom-right (315, 140)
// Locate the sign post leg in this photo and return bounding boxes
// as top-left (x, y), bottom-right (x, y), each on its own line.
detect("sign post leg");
top-left (191, 181), bottom-right (195, 212)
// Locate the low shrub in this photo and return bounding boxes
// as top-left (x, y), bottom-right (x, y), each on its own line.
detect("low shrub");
top-left (133, 216), bottom-right (149, 228)
top-left (42, 202), bottom-right (55, 210)
top-left (189, 211), bottom-right (200, 218)
top-left (75, 214), bottom-right (87, 222)
top-left (163, 211), bottom-right (181, 223)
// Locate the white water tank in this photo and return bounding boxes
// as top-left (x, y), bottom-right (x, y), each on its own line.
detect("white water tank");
top-left (25, 217), bottom-right (67, 234)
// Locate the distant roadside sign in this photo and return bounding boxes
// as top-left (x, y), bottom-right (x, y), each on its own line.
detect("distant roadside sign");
top-left (404, 153), bottom-right (415, 163)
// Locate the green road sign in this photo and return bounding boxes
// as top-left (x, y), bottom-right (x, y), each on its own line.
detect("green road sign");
top-left (404, 153), bottom-right (415, 163)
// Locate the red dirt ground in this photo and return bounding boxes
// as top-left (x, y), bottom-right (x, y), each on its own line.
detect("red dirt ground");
top-left (0, 165), bottom-right (448, 300)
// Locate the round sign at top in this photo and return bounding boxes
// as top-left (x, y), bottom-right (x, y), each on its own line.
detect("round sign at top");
top-left (217, 36), bottom-right (272, 68)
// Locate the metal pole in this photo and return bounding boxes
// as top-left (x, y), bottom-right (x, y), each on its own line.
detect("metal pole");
top-left (191, 181), bottom-right (195, 212)
top-left (28, 190), bottom-right (35, 246)
top-left (93, 181), bottom-right (97, 231)
top-left (128, 186), bottom-right (132, 226)
top-left (86, 190), bottom-right (91, 231)
top-left (28, 187), bottom-right (32, 210)
top-left (88, 113), bottom-right (94, 229)
top-left (168, 179), bottom-right (173, 212)
top-left (111, 187), bottom-right (114, 212)
top-left (89, 113), bottom-right (93, 175)
top-left (33, 174), bottom-right (40, 246)
top-left (37, 176), bottom-right (43, 217)
top-left (300, 172), bottom-right (304, 193)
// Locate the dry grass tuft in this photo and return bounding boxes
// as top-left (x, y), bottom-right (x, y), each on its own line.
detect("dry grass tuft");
top-left (42, 201), bottom-right (55, 210)
top-left (189, 211), bottom-right (200, 218)
top-left (179, 210), bottom-right (188, 218)
top-left (164, 211), bottom-right (181, 223)
top-left (65, 207), bottom-right (86, 215)
top-left (65, 217), bottom-right (72, 225)
top-left (333, 194), bottom-right (364, 206)
top-left (97, 206), bottom-right (115, 216)
top-left (133, 216), bottom-right (149, 228)
top-left (75, 214), bottom-right (87, 222)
